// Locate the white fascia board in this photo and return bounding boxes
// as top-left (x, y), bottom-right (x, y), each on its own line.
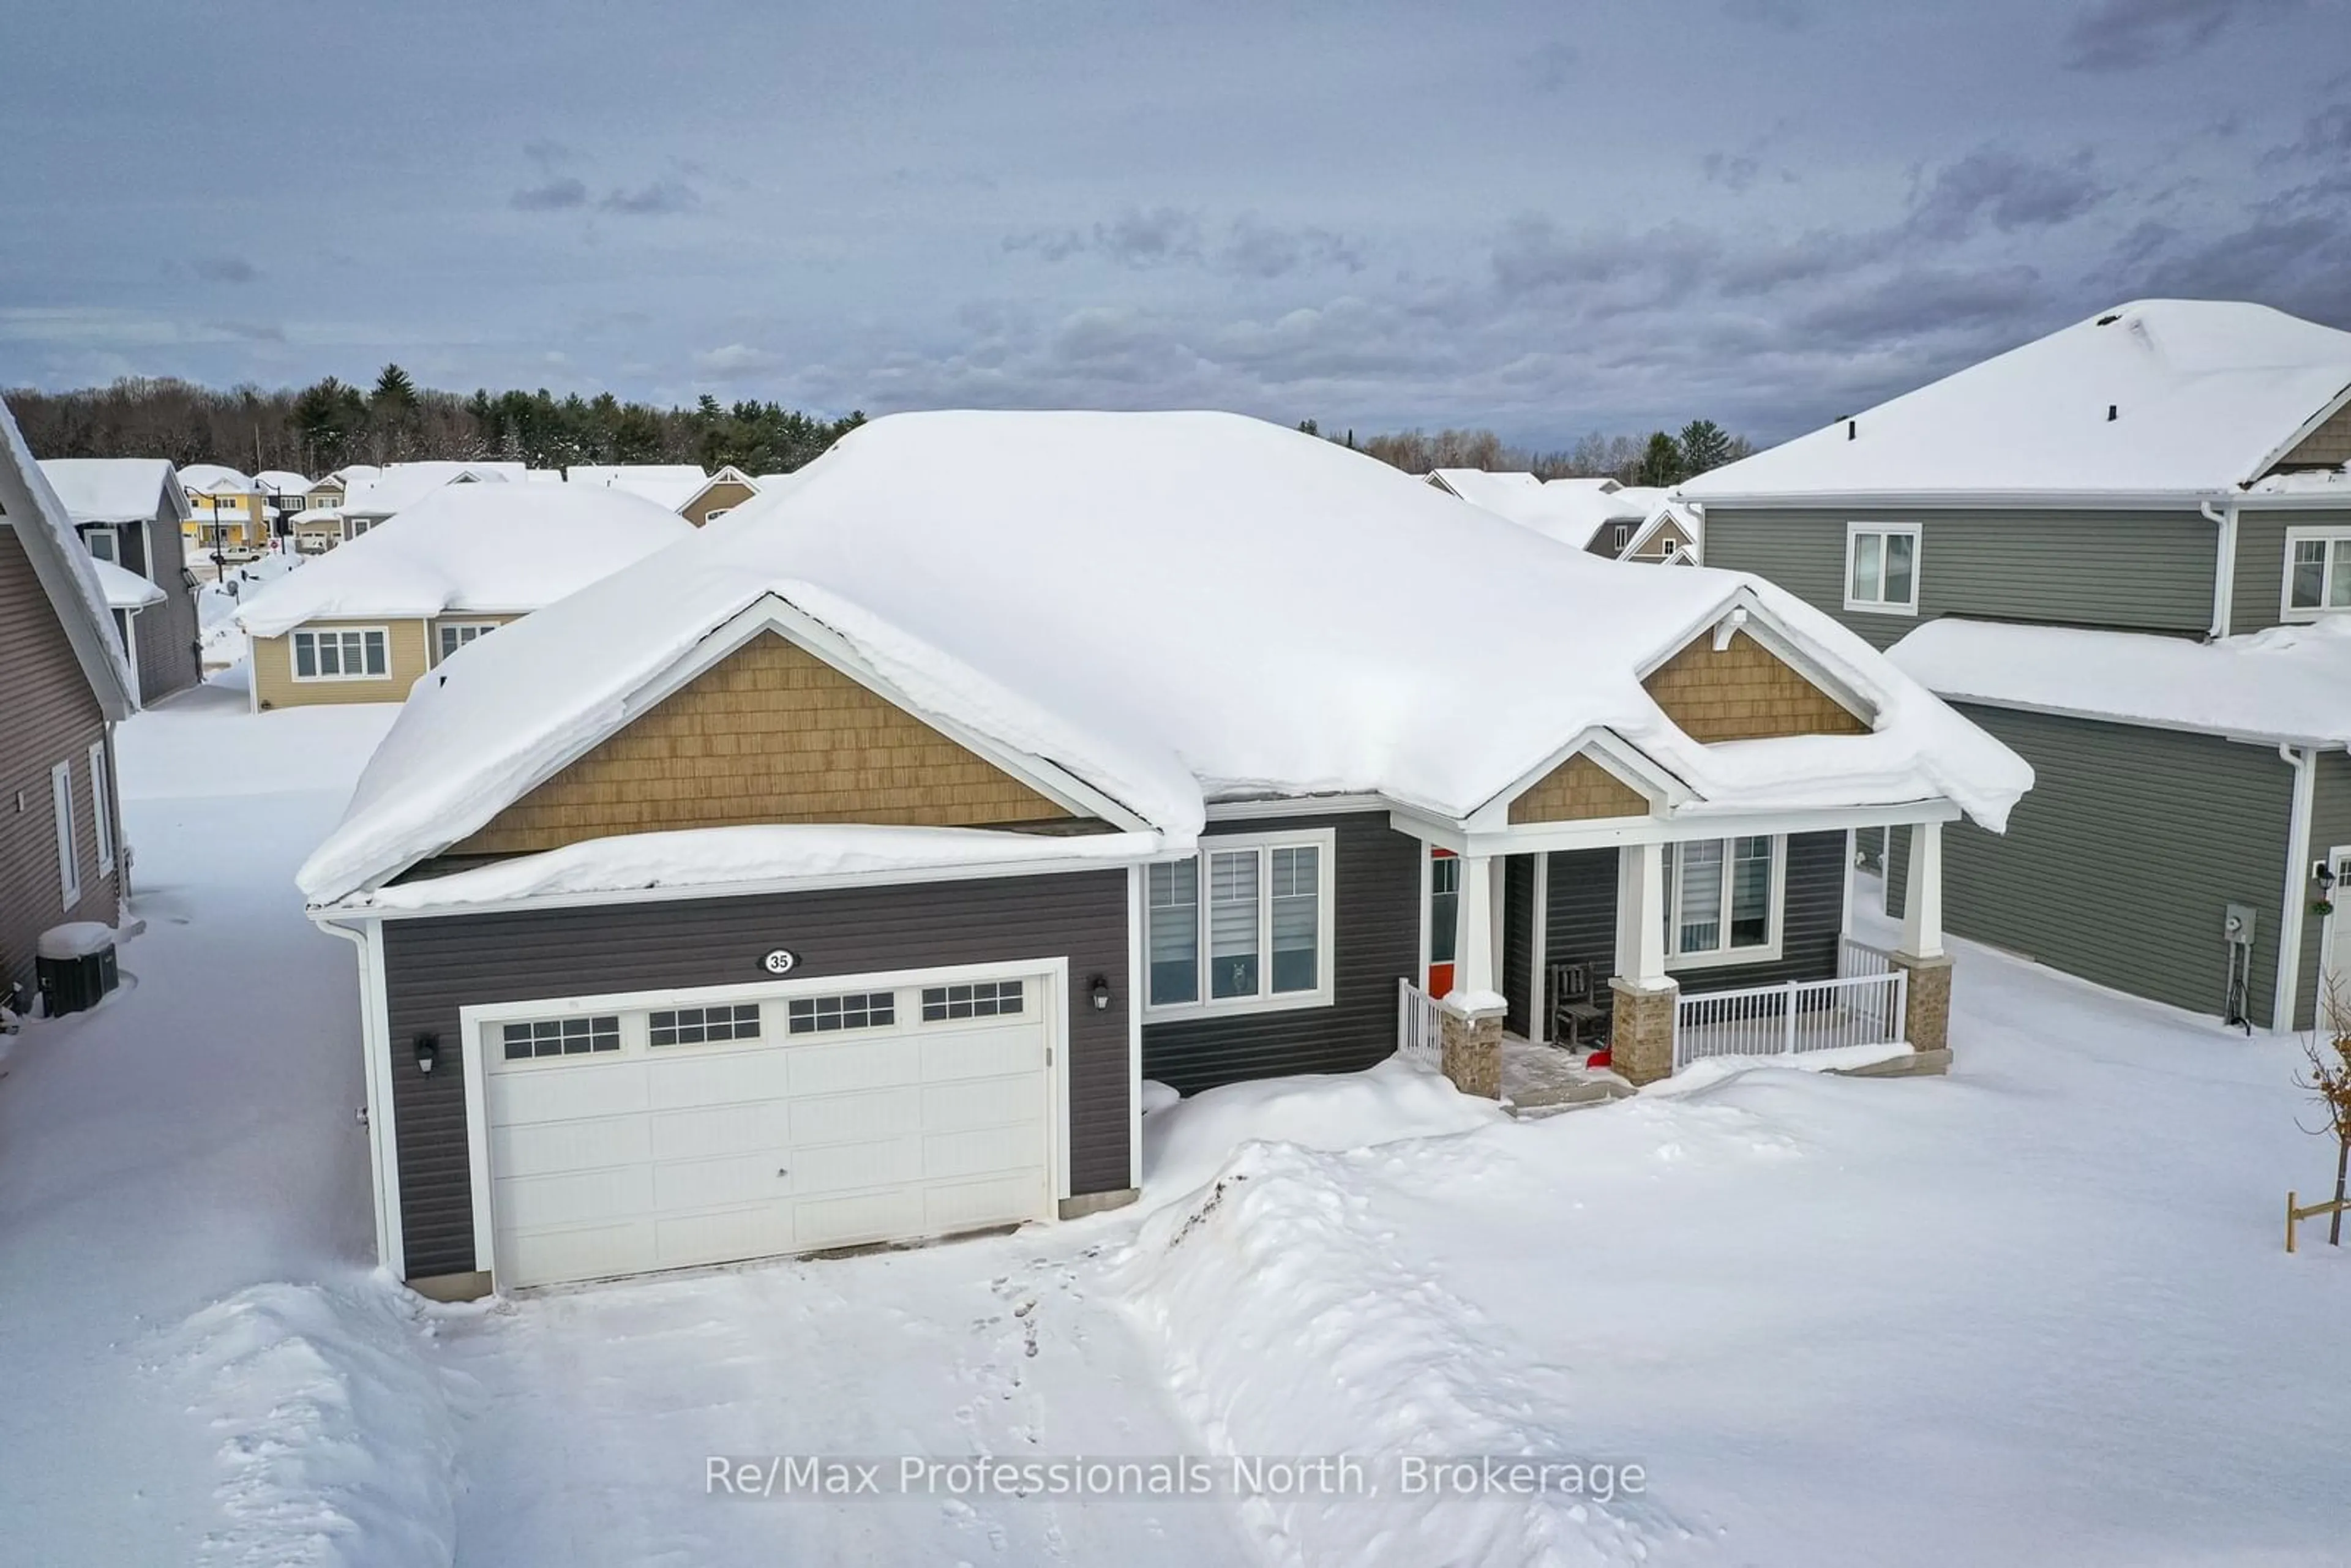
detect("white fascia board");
top-left (1387, 806), bottom-right (1469, 853)
top-left (1204, 792), bottom-right (1392, 821)
top-left (1921, 689), bottom-right (2347, 751)
top-left (1464, 798), bottom-right (1963, 858)
top-left (318, 838), bottom-right (1168, 925)
top-left (1463, 727), bottom-right (1689, 833)
top-left (1686, 489), bottom-right (2237, 511)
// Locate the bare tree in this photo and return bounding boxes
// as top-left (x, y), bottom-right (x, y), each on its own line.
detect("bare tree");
top-left (2297, 983), bottom-right (2351, 1246)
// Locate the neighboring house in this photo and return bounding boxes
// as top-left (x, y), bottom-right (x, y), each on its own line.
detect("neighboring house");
top-left (290, 508), bottom-right (345, 553)
top-left (293, 410), bottom-right (2026, 1297)
top-left (234, 483), bottom-right (696, 711)
top-left (1682, 298), bottom-right (2351, 1034)
top-left (179, 463), bottom-right (272, 556)
top-left (567, 464), bottom-right (711, 514)
top-left (677, 464), bottom-right (759, 525)
top-left (302, 464), bottom-right (380, 518)
top-left (0, 398), bottom-right (136, 1014)
top-left (255, 469), bottom-right (313, 535)
top-left (38, 458), bottom-right (203, 703)
top-left (339, 462), bottom-right (526, 540)
top-left (1428, 471), bottom-right (1696, 563)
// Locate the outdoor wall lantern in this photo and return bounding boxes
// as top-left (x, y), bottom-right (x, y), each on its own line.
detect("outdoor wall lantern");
top-left (413, 1032), bottom-right (440, 1075)
top-left (1090, 976), bottom-right (1112, 1013)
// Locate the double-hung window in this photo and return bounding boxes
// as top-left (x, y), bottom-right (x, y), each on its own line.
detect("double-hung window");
top-left (1845, 523), bottom-right (1920, 615)
top-left (437, 621), bottom-right (498, 661)
top-left (292, 626), bottom-right (389, 680)
top-left (2283, 527), bottom-right (2351, 620)
top-left (1663, 835), bottom-right (1783, 967)
top-left (1145, 828), bottom-right (1334, 1015)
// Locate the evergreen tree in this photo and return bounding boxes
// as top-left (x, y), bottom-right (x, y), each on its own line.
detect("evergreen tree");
top-left (1676, 419), bottom-right (1734, 477)
top-left (371, 362), bottom-right (418, 415)
top-left (1635, 430), bottom-right (1685, 488)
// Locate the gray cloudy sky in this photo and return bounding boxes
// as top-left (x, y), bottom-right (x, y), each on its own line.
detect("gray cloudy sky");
top-left (4, 0), bottom-right (2347, 443)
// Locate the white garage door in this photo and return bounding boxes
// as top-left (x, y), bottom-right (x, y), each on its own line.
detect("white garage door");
top-left (478, 969), bottom-right (1056, 1289)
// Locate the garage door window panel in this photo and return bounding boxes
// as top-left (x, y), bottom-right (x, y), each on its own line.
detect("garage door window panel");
top-left (920, 979), bottom-right (1025, 1022)
top-left (502, 1015), bottom-right (622, 1060)
top-left (650, 1003), bottom-right (763, 1047)
top-left (787, 991), bottom-right (897, 1034)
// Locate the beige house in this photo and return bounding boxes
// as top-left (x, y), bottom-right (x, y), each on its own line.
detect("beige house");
top-left (234, 482), bottom-right (696, 710)
top-left (678, 465), bottom-right (759, 524)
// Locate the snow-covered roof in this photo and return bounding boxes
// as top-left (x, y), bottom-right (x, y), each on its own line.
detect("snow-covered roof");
top-left (1888, 616), bottom-right (2351, 748)
top-left (179, 463), bottom-right (257, 494)
top-left (342, 462), bottom-right (519, 519)
top-left (321, 465), bottom-right (380, 487)
top-left (36, 458), bottom-right (190, 524)
top-left (0, 400), bottom-right (137, 719)
top-left (1427, 469), bottom-right (1543, 511)
top-left (569, 467), bottom-right (710, 511)
top-left (91, 556), bottom-right (165, 610)
top-left (299, 410), bottom-right (2030, 905)
top-left (253, 469), bottom-right (312, 494)
top-left (235, 484), bottom-right (696, 638)
top-left (290, 507), bottom-right (342, 525)
top-left (1469, 479), bottom-right (1668, 551)
top-left (1681, 300), bottom-right (2351, 502)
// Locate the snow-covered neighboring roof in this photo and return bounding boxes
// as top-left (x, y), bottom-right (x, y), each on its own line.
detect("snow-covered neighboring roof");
top-left (569, 467), bottom-right (709, 510)
top-left (1681, 300), bottom-right (2351, 501)
top-left (290, 508), bottom-right (343, 526)
top-left (91, 555), bottom-right (165, 610)
top-left (235, 484), bottom-right (696, 638)
top-left (348, 823), bottom-right (1163, 913)
top-left (37, 459), bottom-right (190, 524)
top-left (1888, 616), bottom-right (2351, 747)
top-left (1427, 469), bottom-right (1543, 511)
top-left (522, 470), bottom-right (566, 486)
top-left (300, 410), bottom-right (2031, 905)
top-left (179, 463), bottom-right (257, 494)
top-left (253, 469), bottom-right (312, 494)
top-left (321, 465), bottom-right (380, 487)
top-left (342, 462), bottom-right (517, 519)
top-left (1470, 480), bottom-right (1669, 551)
top-left (0, 399), bottom-right (137, 719)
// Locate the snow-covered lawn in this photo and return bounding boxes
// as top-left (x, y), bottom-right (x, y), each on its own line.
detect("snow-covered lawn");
top-left (4, 685), bottom-right (2345, 1566)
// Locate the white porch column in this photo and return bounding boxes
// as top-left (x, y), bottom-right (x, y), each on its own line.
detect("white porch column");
top-left (1614, 841), bottom-right (1668, 988)
top-left (1900, 820), bottom-right (1944, 961)
top-left (1458, 852), bottom-right (1499, 1000)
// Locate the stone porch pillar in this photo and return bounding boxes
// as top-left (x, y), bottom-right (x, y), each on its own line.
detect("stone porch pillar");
top-left (1608, 841), bottom-right (1679, 1086)
top-left (1439, 994), bottom-right (1505, 1098)
top-left (1893, 820), bottom-right (1954, 1058)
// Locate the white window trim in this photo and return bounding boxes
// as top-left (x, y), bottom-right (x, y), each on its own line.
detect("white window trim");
top-left (1663, 834), bottom-right (1787, 972)
top-left (1844, 522), bottom-right (1922, 617)
top-left (88, 741), bottom-right (113, 877)
top-left (291, 625), bottom-right (393, 682)
top-left (702, 506), bottom-right (732, 522)
top-left (1142, 826), bottom-right (1338, 1021)
top-left (84, 525), bottom-right (120, 565)
top-left (51, 760), bottom-right (80, 909)
top-left (435, 620), bottom-right (500, 662)
top-left (2279, 525), bottom-right (2351, 623)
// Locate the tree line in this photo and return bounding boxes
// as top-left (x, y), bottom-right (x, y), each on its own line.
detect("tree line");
top-left (3, 366), bottom-right (866, 479)
top-left (1299, 419), bottom-right (1753, 487)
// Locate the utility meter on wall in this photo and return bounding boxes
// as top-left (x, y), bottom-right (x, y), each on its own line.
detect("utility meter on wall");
top-left (2223, 904), bottom-right (2257, 946)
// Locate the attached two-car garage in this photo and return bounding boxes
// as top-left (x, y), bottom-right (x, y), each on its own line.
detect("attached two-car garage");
top-left (468, 963), bottom-right (1062, 1289)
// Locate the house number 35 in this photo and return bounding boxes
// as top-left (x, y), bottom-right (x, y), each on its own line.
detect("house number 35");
top-left (761, 949), bottom-right (798, 975)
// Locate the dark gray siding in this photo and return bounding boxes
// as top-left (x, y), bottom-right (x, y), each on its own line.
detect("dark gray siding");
top-left (1702, 506), bottom-right (2219, 648)
top-left (1538, 833), bottom-right (1845, 1018)
top-left (2299, 749), bottom-right (2351, 1033)
top-left (1886, 705), bottom-right (2295, 1027)
top-left (1141, 811), bottom-right (1420, 1095)
top-left (0, 525), bottom-right (119, 1004)
top-left (132, 503), bottom-right (201, 702)
top-left (383, 869), bottom-right (1131, 1280)
top-left (1502, 853), bottom-right (1535, 1036)
top-left (2233, 506), bottom-right (2351, 636)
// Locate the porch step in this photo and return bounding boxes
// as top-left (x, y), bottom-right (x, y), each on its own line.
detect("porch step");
top-left (1505, 1076), bottom-right (1636, 1119)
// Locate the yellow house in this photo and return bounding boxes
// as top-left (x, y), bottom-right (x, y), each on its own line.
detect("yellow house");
top-left (179, 463), bottom-right (272, 555)
top-left (233, 482), bottom-right (697, 709)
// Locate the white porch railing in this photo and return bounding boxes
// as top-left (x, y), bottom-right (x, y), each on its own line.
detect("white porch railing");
top-left (1673, 966), bottom-right (1909, 1070)
top-left (1397, 976), bottom-right (1447, 1071)
top-left (1838, 935), bottom-right (1895, 979)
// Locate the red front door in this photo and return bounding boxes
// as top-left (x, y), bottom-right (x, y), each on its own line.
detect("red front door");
top-left (1427, 848), bottom-right (1460, 997)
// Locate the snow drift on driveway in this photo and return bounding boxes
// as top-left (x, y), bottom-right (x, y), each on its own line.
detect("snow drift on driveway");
top-left (165, 1278), bottom-right (474, 1568)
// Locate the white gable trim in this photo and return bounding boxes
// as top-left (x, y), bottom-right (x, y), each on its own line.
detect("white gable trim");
top-left (1618, 503), bottom-right (1700, 563)
top-left (2246, 380), bottom-right (2351, 484)
top-left (0, 419), bottom-right (138, 720)
top-left (1635, 588), bottom-right (1878, 730)
top-left (1466, 727), bottom-right (1689, 833)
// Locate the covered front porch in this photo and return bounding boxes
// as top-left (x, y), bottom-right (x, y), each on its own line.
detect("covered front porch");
top-left (1396, 812), bottom-right (1954, 1093)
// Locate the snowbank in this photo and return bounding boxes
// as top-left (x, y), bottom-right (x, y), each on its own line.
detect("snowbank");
top-left (1117, 1141), bottom-right (1682, 1565)
top-left (165, 1278), bottom-right (472, 1568)
top-left (1889, 614), bottom-right (2351, 746)
top-left (1139, 1056), bottom-right (1506, 1207)
top-left (350, 823), bottom-right (1163, 911)
top-left (1642, 1041), bottom-right (1914, 1097)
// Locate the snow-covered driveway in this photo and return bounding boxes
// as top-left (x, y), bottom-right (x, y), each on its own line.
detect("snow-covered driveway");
top-left (437, 1226), bottom-right (1254, 1566)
